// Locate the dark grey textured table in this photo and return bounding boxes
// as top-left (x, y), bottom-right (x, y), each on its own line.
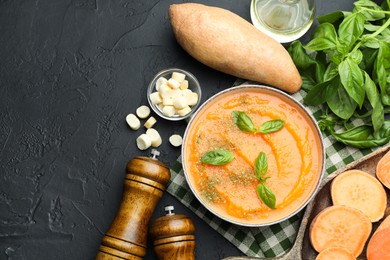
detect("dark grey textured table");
top-left (0, 0), bottom-right (357, 259)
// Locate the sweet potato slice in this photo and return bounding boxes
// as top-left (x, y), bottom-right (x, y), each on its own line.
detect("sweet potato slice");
top-left (316, 247), bottom-right (356, 260)
top-left (375, 214), bottom-right (390, 234)
top-left (331, 169), bottom-right (387, 222)
top-left (376, 149), bottom-right (390, 189)
top-left (366, 227), bottom-right (390, 260)
top-left (310, 205), bottom-right (372, 257)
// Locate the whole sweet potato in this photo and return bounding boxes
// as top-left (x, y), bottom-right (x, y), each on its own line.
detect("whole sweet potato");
top-left (168, 3), bottom-right (302, 93)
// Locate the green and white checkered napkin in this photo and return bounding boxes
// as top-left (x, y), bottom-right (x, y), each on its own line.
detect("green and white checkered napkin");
top-left (166, 80), bottom-right (376, 258)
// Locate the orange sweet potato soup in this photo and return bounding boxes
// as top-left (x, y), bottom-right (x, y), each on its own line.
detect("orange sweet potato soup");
top-left (183, 86), bottom-right (324, 225)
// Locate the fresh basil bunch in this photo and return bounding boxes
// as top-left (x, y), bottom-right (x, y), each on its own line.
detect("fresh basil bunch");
top-left (288, 0), bottom-right (390, 148)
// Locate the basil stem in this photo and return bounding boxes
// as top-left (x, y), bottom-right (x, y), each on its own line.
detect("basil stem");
top-left (200, 149), bottom-right (235, 165)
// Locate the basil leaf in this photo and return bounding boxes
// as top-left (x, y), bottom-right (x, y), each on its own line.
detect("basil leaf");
top-left (329, 46), bottom-right (345, 65)
top-left (364, 23), bottom-right (383, 32)
top-left (364, 72), bottom-right (384, 132)
top-left (376, 66), bottom-right (390, 106)
top-left (375, 42), bottom-right (390, 106)
top-left (327, 78), bottom-right (357, 120)
top-left (232, 111), bottom-right (256, 133)
top-left (331, 125), bottom-right (372, 141)
top-left (325, 79), bottom-right (341, 102)
top-left (304, 80), bottom-right (332, 106)
top-left (201, 149), bottom-right (235, 165)
top-left (338, 12), bottom-right (365, 51)
top-left (305, 38), bottom-right (337, 53)
top-left (382, 28), bottom-right (390, 36)
top-left (361, 48), bottom-right (378, 71)
top-left (325, 124), bottom-right (390, 149)
top-left (301, 73), bottom-right (317, 91)
top-left (288, 41), bottom-right (320, 71)
top-left (354, 0), bottom-right (385, 21)
top-left (254, 152), bottom-right (268, 180)
top-left (305, 23), bottom-right (338, 51)
top-left (259, 119), bottom-right (284, 134)
top-left (338, 57), bottom-right (365, 108)
top-left (361, 36), bottom-right (380, 49)
top-left (320, 116), bottom-right (390, 149)
top-left (256, 183), bottom-right (276, 209)
top-left (349, 49), bottom-right (363, 64)
top-left (375, 121), bottom-right (390, 139)
top-left (317, 10), bottom-right (347, 24)
top-left (288, 41), bottom-right (325, 84)
top-left (362, 33), bottom-right (390, 47)
top-left (323, 62), bottom-right (339, 81)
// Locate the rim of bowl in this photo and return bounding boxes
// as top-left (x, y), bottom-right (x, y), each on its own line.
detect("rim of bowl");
top-left (181, 84), bottom-right (326, 227)
top-left (147, 68), bottom-right (202, 121)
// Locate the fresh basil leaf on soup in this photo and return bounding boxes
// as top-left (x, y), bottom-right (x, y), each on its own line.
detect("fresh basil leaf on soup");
top-left (200, 149), bottom-right (235, 165)
top-left (259, 119), bottom-right (285, 134)
top-left (232, 111), bottom-right (256, 133)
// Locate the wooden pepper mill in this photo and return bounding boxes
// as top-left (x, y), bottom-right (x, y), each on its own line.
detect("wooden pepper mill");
top-left (150, 205), bottom-right (196, 260)
top-left (96, 150), bottom-right (171, 260)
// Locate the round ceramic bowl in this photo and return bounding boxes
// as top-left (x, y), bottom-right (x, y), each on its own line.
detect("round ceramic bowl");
top-left (147, 68), bottom-right (201, 121)
top-left (182, 84), bottom-right (325, 227)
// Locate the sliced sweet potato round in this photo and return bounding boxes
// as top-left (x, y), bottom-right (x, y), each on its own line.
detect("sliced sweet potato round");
top-left (376, 149), bottom-right (390, 189)
top-left (375, 214), bottom-right (390, 234)
top-left (316, 246), bottom-right (356, 260)
top-left (310, 205), bottom-right (372, 257)
top-left (366, 227), bottom-right (390, 260)
top-left (331, 169), bottom-right (387, 222)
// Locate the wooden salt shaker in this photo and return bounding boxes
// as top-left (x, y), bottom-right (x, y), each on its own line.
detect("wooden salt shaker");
top-left (150, 205), bottom-right (196, 260)
top-left (96, 150), bottom-right (171, 260)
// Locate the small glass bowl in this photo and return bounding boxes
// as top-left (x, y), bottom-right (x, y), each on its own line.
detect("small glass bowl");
top-left (147, 68), bottom-right (202, 121)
